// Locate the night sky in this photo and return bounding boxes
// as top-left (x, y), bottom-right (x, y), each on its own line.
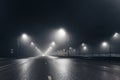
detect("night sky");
top-left (0, 0), bottom-right (120, 57)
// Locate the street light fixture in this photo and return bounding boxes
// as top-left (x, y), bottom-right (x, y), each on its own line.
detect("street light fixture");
top-left (101, 32), bottom-right (120, 57)
top-left (83, 46), bottom-right (87, 51)
top-left (31, 42), bottom-right (34, 46)
top-left (58, 28), bottom-right (66, 37)
top-left (21, 33), bottom-right (29, 40)
top-left (51, 41), bottom-right (56, 47)
top-left (54, 28), bottom-right (68, 43)
top-left (101, 42), bottom-right (109, 48)
top-left (100, 41), bottom-right (110, 56)
top-left (81, 43), bottom-right (86, 47)
top-left (58, 28), bottom-right (69, 56)
top-left (80, 43), bottom-right (88, 55)
top-left (17, 33), bottom-right (29, 58)
top-left (51, 28), bottom-right (70, 56)
top-left (113, 32), bottom-right (120, 40)
top-left (110, 32), bottom-right (120, 57)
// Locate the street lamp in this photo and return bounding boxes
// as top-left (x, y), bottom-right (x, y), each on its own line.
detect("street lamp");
top-left (17, 33), bottom-right (29, 58)
top-left (81, 43), bottom-right (86, 47)
top-left (31, 42), bottom-right (34, 46)
top-left (81, 43), bottom-right (88, 55)
top-left (112, 32), bottom-right (120, 40)
top-left (51, 28), bottom-right (70, 56)
top-left (51, 41), bottom-right (56, 47)
top-left (110, 32), bottom-right (120, 57)
top-left (57, 28), bottom-right (66, 38)
top-left (58, 28), bottom-right (71, 56)
top-left (54, 28), bottom-right (70, 56)
top-left (54, 28), bottom-right (68, 43)
top-left (100, 32), bottom-right (120, 57)
top-left (21, 33), bottom-right (29, 41)
top-left (101, 41), bottom-right (110, 56)
top-left (101, 42), bottom-right (109, 48)
top-left (17, 33), bottom-right (33, 57)
top-left (83, 46), bottom-right (87, 51)
top-left (20, 33), bottom-right (31, 44)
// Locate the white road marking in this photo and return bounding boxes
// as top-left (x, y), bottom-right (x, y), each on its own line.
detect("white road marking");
top-left (0, 60), bottom-right (28, 71)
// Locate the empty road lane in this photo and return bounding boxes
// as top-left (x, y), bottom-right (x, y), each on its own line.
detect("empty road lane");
top-left (0, 56), bottom-right (120, 80)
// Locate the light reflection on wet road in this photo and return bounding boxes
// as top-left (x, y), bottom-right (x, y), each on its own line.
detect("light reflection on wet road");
top-left (0, 56), bottom-right (120, 80)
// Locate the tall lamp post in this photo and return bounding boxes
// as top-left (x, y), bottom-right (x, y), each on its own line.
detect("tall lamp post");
top-left (101, 41), bottom-right (109, 57)
top-left (101, 32), bottom-right (120, 57)
top-left (81, 43), bottom-right (88, 56)
top-left (57, 28), bottom-right (69, 56)
top-left (110, 32), bottom-right (120, 57)
top-left (17, 33), bottom-right (29, 58)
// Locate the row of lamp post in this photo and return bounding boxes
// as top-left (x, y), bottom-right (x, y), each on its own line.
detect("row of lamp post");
top-left (44, 41), bottom-right (56, 56)
top-left (80, 32), bottom-right (120, 57)
top-left (17, 33), bottom-right (42, 58)
top-left (17, 30), bottom-right (120, 57)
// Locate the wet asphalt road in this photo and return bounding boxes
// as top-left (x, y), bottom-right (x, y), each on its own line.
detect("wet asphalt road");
top-left (0, 56), bottom-right (120, 80)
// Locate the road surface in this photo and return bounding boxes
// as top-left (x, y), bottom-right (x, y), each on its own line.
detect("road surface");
top-left (0, 56), bottom-right (120, 80)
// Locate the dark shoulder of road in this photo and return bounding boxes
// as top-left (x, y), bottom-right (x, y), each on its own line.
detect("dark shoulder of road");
top-left (0, 56), bottom-right (120, 80)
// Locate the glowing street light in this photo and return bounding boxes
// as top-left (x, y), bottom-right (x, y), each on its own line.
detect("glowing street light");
top-left (112, 32), bottom-right (120, 40)
top-left (83, 46), bottom-right (87, 51)
top-left (81, 43), bottom-right (86, 47)
top-left (21, 33), bottom-right (29, 40)
top-left (80, 43), bottom-right (88, 54)
top-left (54, 28), bottom-right (68, 43)
top-left (100, 41), bottom-right (111, 57)
top-left (101, 32), bottom-right (120, 56)
top-left (31, 42), bottom-right (34, 46)
top-left (51, 41), bottom-right (56, 47)
top-left (81, 43), bottom-right (87, 50)
top-left (17, 33), bottom-right (30, 58)
top-left (57, 28), bottom-right (70, 56)
top-left (52, 28), bottom-right (69, 56)
top-left (58, 28), bottom-right (66, 38)
top-left (109, 32), bottom-right (120, 57)
top-left (101, 42), bottom-right (109, 48)
top-left (17, 33), bottom-right (44, 57)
